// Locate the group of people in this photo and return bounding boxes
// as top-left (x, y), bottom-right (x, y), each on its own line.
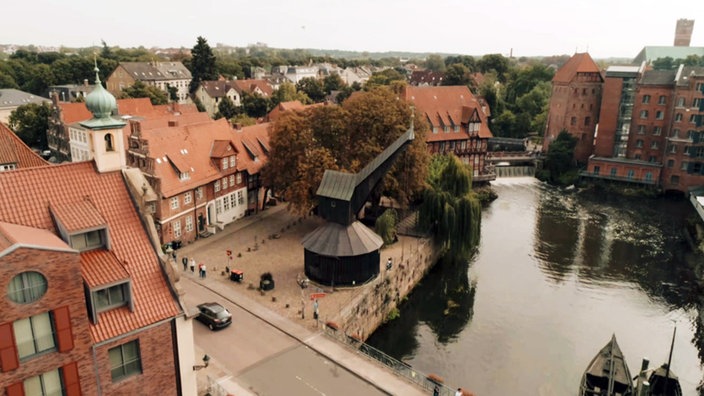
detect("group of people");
top-left (179, 255), bottom-right (207, 278)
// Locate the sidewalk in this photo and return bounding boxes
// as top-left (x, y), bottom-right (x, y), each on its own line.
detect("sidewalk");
top-left (175, 204), bottom-right (428, 396)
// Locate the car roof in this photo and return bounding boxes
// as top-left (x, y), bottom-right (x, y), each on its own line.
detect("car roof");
top-left (199, 302), bottom-right (224, 311)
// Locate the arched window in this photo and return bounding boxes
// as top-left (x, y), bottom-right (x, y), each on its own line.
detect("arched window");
top-left (105, 133), bottom-right (114, 152)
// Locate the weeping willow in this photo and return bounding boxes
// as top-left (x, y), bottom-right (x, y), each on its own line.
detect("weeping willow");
top-left (419, 154), bottom-right (482, 261)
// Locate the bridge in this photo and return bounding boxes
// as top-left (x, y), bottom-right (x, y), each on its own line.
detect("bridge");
top-left (486, 151), bottom-right (543, 177)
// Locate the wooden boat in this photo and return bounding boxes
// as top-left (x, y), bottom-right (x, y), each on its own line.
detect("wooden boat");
top-left (580, 334), bottom-right (634, 396)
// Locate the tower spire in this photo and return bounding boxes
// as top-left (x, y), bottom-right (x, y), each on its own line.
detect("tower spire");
top-left (93, 54), bottom-right (101, 84)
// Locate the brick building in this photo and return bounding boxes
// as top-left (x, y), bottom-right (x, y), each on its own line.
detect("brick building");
top-left (105, 61), bottom-right (192, 104)
top-left (543, 52), bottom-right (604, 163)
top-left (0, 71), bottom-right (196, 395)
top-left (402, 85), bottom-right (495, 182)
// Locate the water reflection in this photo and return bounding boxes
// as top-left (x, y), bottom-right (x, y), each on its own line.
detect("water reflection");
top-left (368, 179), bottom-right (704, 395)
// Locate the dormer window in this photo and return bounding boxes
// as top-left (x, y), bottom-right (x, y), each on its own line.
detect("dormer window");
top-left (230, 155), bottom-right (236, 168)
top-left (179, 172), bottom-right (190, 181)
top-left (222, 158), bottom-right (228, 170)
top-left (94, 283), bottom-right (130, 311)
top-left (70, 229), bottom-right (106, 251)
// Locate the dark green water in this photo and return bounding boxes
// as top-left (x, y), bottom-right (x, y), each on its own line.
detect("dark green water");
top-left (367, 178), bottom-right (704, 395)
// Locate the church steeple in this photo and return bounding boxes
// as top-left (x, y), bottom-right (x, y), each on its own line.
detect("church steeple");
top-left (80, 59), bottom-right (125, 130)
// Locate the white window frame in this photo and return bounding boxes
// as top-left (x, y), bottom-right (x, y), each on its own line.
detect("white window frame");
top-left (173, 220), bottom-right (182, 238)
top-left (236, 173), bottom-right (242, 185)
top-left (170, 197), bottom-right (179, 209)
top-left (222, 158), bottom-right (228, 170)
top-left (229, 175), bottom-right (235, 186)
top-left (214, 180), bottom-right (220, 192)
top-left (185, 216), bottom-right (193, 232)
top-left (184, 192), bottom-right (192, 205)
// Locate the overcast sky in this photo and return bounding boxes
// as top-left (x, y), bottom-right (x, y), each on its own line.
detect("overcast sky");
top-left (5, 0), bottom-right (703, 59)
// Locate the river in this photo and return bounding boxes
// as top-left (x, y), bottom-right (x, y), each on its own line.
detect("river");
top-left (366, 177), bottom-right (704, 395)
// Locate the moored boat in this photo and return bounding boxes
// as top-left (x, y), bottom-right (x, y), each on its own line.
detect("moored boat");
top-left (580, 334), bottom-right (634, 396)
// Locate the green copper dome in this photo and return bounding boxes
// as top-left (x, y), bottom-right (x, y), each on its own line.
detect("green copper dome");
top-left (85, 65), bottom-right (117, 119)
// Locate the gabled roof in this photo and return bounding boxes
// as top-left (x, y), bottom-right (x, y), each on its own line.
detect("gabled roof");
top-left (199, 80), bottom-right (238, 98)
top-left (81, 249), bottom-right (130, 288)
top-left (0, 162), bottom-right (181, 342)
top-left (0, 122), bottom-right (48, 169)
top-left (402, 85), bottom-right (493, 141)
top-left (234, 123), bottom-right (271, 175)
top-left (552, 53), bottom-right (602, 83)
top-left (117, 61), bottom-right (192, 81)
top-left (0, 89), bottom-right (50, 109)
top-left (210, 140), bottom-right (237, 158)
top-left (50, 199), bottom-right (107, 233)
top-left (0, 221), bottom-right (74, 257)
top-left (231, 79), bottom-right (274, 97)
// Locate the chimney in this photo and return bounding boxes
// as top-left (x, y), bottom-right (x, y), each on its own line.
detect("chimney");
top-left (84, 79), bottom-right (89, 87)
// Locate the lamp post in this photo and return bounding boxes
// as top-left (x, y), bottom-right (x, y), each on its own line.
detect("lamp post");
top-left (193, 354), bottom-right (210, 371)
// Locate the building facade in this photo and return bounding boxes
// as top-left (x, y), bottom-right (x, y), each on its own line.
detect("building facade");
top-left (105, 62), bottom-right (192, 103)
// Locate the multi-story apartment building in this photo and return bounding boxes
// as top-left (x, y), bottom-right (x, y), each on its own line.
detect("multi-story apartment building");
top-left (542, 52), bottom-right (604, 163)
top-left (402, 85), bottom-right (495, 182)
top-left (105, 61), bottom-right (192, 103)
top-left (0, 71), bottom-right (195, 395)
top-left (126, 117), bottom-right (271, 246)
top-left (194, 79), bottom-right (273, 118)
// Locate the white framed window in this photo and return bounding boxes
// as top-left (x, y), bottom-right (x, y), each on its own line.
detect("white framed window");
top-left (658, 95), bottom-right (667, 105)
top-left (170, 197), bottom-right (179, 209)
top-left (653, 126), bottom-right (662, 136)
top-left (230, 155), bottom-right (236, 168)
top-left (677, 97), bottom-right (685, 107)
top-left (222, 158), bottom-right (228, 170)
top-left (216, 199), bottom-right (223, 214)
top-left (184, 192), bottom-right (192, 205)
top-left (185, 216), bottom-right (193, 232)
top-left (173, 220), bottom-right (181, 238)
top-left (14, 312), bottom-right (55, 359)
top-left (196, 187), bottom-right (203, 200)
top-left (214, 180), bottom-right (220, 192)
top-left (230, 194), bottom-right (236, 208)
top-left (237, 191), bottom-right (244, 206)
top-left (94, 283), bottom-right (129, 312)
top-left (640, 110), bottom-right (648, 119)
top-left (642, 94), bottom-right (651, 104)
top-left (223, 195), bottom-right (231, 211)
top-left (23, 368), bottom-right (62, 396)
top-left (236, 173), bottom-right (242, 184)
top-left (222, 177), bottom-right (228, 189)
top-left (229, 175), bottom-right (235, 186)
top-left (109, 340), bottom-right (142, 381)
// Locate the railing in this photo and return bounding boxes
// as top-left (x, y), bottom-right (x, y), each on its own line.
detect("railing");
top-left (322, 325), bottom-right (457, 396)
top-left (579, 171), bottom-right (658, 185)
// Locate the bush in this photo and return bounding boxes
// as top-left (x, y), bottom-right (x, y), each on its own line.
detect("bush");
top-left (374, 208), bottom-right (398, 246)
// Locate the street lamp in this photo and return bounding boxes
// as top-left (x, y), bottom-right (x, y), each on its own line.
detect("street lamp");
top-left (193, 354), bottom-right (210, 371)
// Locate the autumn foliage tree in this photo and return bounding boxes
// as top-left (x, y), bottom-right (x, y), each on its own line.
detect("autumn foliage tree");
top-left (262, 87), bottom-right (430, 215)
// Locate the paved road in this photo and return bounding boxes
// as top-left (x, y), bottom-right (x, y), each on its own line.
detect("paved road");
top-left (182, 275), bottom-right (387, 396)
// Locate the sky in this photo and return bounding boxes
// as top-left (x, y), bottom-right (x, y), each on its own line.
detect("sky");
top-left (5, 0), bottom-right (704, 59)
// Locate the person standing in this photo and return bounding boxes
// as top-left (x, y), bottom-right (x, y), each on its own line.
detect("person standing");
top-left (455, 388), bottom-right (462, 396)
top-left (313, 299), bottom-right (319, 320)
top-left (190, 258), bottom-right (196, 274)
top-left (202, 263), bottom-right (207, 278)
top-left (386, 257), bottom-right (392, 270)
top-left (433, 385), bottom-right (440, 396)
top-left (182, 256), bottom-right (188, 271)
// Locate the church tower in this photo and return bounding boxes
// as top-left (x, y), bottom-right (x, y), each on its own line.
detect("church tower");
top-left (79, 62), bottom-right (127, 173)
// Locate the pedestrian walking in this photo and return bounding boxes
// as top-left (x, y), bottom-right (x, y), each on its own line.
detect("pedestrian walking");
top-left (198, 263), bottom-right (204, 278)
top-left (182, 256), bottom-right (188, 271)
top-left (171, 250), bottom-right (176, 262)
top-left (190, 258), bottom-right (195, 274)
top-left (455, 388), bottom-right (462, 396)
top-left (201, 263), bottom-right (207, 278)
top-left (386, 257), bottom-right (392, 270)
top-left (433, 385), bottom-right (440, 396)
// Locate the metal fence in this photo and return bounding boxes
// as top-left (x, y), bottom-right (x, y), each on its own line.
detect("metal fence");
top-left (322, 325), bottom-right (457, 396)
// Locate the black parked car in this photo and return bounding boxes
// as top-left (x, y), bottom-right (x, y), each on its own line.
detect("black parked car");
top-left (196, 302), bottom-right (232, 330)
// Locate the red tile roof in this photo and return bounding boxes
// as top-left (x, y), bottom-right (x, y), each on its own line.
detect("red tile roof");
top-left (232, 79), bottom-right (274, 97)
top-left (0, 122), bottom-right (49, 169)
top-left (49, 199), bottom-right (107, 233)
top-left (234, 123), bottom-right (271, 175)
top-left (0, 221), bottom-right (74, 255)
top-left (81, 249), bottom-right (130, 288)
top-left (552, 52), bottom-right (602, 83)
top-left (0, 162), bottom-right (181, 342)
top-left (402, 86), bottom-right (493, 141)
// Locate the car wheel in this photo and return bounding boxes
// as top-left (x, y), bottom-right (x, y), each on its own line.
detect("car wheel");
top-left (208, 323), bottom-right (214, 330)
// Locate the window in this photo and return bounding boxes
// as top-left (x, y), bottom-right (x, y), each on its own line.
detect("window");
top-left (8, 271), bottom-right (47, 304)
top-left (236, 173), bottom-right (242, 185)
top-left (70, 230), bottom-right (104, 251)
top-left (645, 172), bottom-right (653, 182)
top-left (147, 202), bottom-right (156, 213)
top-left (105, 134), bottom-right (114, 152)
top-left (696, 82), bottom-right (704, 92)
top-left (636, 139), bottom-right (644, 148)
top-left (443, 126), bottom-right (449, 133)
top-left (677, 97), bottom-right (685, 107)
top-left (610, 168), bottom-right (617, 177)
top-left (690, 114), bottom-right (698, 123)
top-left (170, 197), bottom-right (179, 209)
top-left (627, 169), bottom-right (635, 180)
top-left (584, 116), bottom-right (591, 126)
top-left (196, 187), bottom-right (203, 200)
top-left (648, 156), bottom-right (657, 163)
top-left (593, 166), bottom-right (600, 175)
top-left (237, 191), bottom-right (244, 206)
top-left (229, 175), bottom-right (235, 187)
top-left (184, 192), bottom-right (192, 205)
top-left (23, 368), bottom-right (63, 396)
top-left (637, 125), bottom-right (646, 134)
top-left (671, 175), bottom-right (680, 185)
top-left (179, 172), bottom-right (190, 181)
top-left (651, 141), bottom-right (658, 149)
top-left (222, 177), bottom-right (228, 189)
top-left (185, 216), bottom-right (193, 232)
top-left (640, 110), bottom-right (648, 119)
top-left (14, 312), bottom-right (55, 359)
top-left (667, 159), bottom-right (674, 168)
top-left (653, 126), bottom-right (662, 136)
top-left (229, 155), bottom-right (235, 168)
top-left (570, 117), bottom-right (576, 126)
top-left (642, 95), bottom-right (651, 104)
top-left (173, 220), bottom-right (181, 238)
top-left (215, 199), bottom-right (222, 214)
top-left (109, 340), bottom-right (142, 381)
top-left (94, 283), bottom-right (129, 311)
top-left (669, 144), bottom-right (677, 154)
top-left (229, 194), bottom-right (236, 208)
top-left (675, 113), bottom-right (683, 122)
top-left (656, 110), bottom-right (664, 120)
top-left (223, 195), bottom-right (230, 211)
top-left (658, 95), bottom-right (666, 105)
top-left (214, 180), bottom-right (220, 192)
top-left (694, 98), bottom-right (702, 108)
top-left (221, 158), bottom-right (228, 170)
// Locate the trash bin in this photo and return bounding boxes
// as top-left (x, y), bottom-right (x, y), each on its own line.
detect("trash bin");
top-left (230, 269), bottom-right (244, 282)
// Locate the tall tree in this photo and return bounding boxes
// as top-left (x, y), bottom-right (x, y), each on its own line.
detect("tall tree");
top-left (241, 91), bottom-right (271, 118)
top-left (271, 81), bottom-right (311, 106)
top-left (296, 77), bottom-right (326, 102)
top-left (8, 102), bottom-right (52, 149)
top-left (323, 73), bottom-right (346, 94)
top-left (215, 96), bottom-right (238, 120)
top-left (424, 54), bottom-right (446, 72)
top-left (442, 64), bottom-right (473, 87)
top-left (188, 36), bottom-right (218, 93)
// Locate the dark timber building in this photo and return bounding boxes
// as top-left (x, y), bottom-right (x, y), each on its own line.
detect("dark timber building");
top-left (302, 126), bottom-right (415, 286)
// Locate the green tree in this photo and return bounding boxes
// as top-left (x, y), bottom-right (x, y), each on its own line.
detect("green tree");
top-left (542, 130), bottom-right (578, 185)
top-left (215, 96), bottom-right (238, 120)
top-left (0, 72), bottom-right (19, 89)
top-left (188, 36), bottom-right (218, 93)
top-left (424, 54), bottom-right (446, 73)
top-left (418, 154), bottom-right (481, 261)
top-left (120, 80), bottom-right (169, 105)
top-left (652, 57), bottom-right (675, 70)
top-left (8, 102), bottom-right (52, 149)
top-left (166, 84), bottom-right (179, 102)
top-left (444, 55), bottom-right (476, 71)
top-left (271, 81), bottom-right (311, 106)
top-left (323, 73), bottom-right (345, 94)
top-left (477, 54), bottom-right (510, 83)
top-left (375, 208), bottom-right (398, 246)
top-left (365, 69), bottom-right (406, 89)
top-left (241, 91), bottom-right (271, 118)
top-left (442, 63), bottom-right (473, 87)
top-left (296, 77), bottom-right (326, 102)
